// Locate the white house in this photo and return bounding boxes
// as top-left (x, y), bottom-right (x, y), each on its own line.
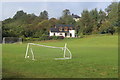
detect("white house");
top-left (72, 14), bottom-right (80, 22)
top-left (49, 24), bottom-right (75, 37)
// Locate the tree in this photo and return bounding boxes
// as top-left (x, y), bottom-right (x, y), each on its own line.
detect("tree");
top-left (33, 20), bottom-right (50, 38)
top-left (39, 10), bottom-right (48, 20)
top-left (90, 8), bottom-right (99, 33)
top-left (13, 10), bottom-right (27, 19)
top-left (80, 9), bottom-right (92, 35)
top-left (99, 20), bottom-right (115, 35)
top-left (49, 18), bottom-right (58, 27)
top-left (59, 9), bottom-right (75, 25)
top-left (98, 9), bottom-right (106, 31)
top-left (99, 20), bottom-right (111, 34)
top-left (99, 9), bottom-right (106, 23)
top-left (62, 9), bottom-right (70, 17)
top-left (105, 2), bottom-right (118, 34)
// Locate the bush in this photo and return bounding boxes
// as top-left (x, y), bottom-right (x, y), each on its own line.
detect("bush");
top-left (23, 37), bottom-right (40, 41)
top-left (51, 36), bottom-right (58, 40)
top-left (23, 36), bottom-right (64, 42)
top-left (57, 36), bottom-right (64, 39)
top-left (50, 36), bottom-right (64, 40)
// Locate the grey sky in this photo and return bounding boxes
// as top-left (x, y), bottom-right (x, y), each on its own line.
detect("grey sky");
top-left (1, 2), bottom-right (111, 20)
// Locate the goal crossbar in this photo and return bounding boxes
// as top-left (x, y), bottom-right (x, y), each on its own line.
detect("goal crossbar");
top-left (28, 43), bottom-right (63, 49)
top-left (25, 43), bottom-right (72, 60)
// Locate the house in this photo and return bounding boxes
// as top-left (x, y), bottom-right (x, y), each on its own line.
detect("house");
top-left (72, 14), bottom-right (80, 22)
top-left (49, 24), bottom-right (75, 37)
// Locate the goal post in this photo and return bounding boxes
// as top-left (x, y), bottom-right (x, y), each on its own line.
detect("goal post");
top-left (25, 43), bottom-right (72, 60)
top-left (2, 37), bottom-right (22, 44)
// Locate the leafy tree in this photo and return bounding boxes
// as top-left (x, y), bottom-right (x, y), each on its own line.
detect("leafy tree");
top-left (90, 8), bottom-right (99, 33)
top-left (59, 9), bottom-right (75, 25)
top-left (80, 9), bottom-right (92, 35)
top-left (99, 9), bottom-right (106, 23)
top-left (13, 10), bottom-right (27, 19)
top-left (105, 2), bottom-right (118, 34)
top-left (49, 18), bottom-right (58, 27)
top-left (99, 20), bottom-right (111, 33)
top-left (62, 9), bottom-right (70, 17)
top-left (98, 9), bottom-right (106, 31)
top-left (39, 10), bottom-right (48, 20)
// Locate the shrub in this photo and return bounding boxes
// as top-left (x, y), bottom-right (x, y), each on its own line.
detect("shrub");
top-left (23, 36), bottom-right (64, 42)
top-left (57, 36), bottom-right (64, 39)
top-left (51, 36), bottom-right (58, 40)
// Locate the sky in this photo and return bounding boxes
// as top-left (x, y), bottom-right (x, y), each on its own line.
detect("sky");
top-left (1, 2), bottom-right (112, 20)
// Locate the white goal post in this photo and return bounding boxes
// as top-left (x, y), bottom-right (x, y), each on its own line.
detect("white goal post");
top-left (25, 43), bottom-right (72, 60)
top-left (2, 37), bottom-right (22, 44)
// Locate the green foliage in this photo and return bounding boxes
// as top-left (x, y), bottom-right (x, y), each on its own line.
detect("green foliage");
top-left (39, 10), bottom-right (48, 20)
top-left (2, 2), bottom-right (119, 39)
top-left (90, 8), bottom-right (99, 33)
top-left (99, 20), bottom-right (111, 33)
top-left (80, 10), bottom-right (93, 35)
top-left (104, 2), bottom-right (118, 34)
top-left (59, 9), bottom-right (75, 25)
top-left (23, 36), bottom-right (64, 41)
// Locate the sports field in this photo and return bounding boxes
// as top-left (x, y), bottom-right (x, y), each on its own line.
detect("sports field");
top-left (2, 35), bottom-right (118, 78)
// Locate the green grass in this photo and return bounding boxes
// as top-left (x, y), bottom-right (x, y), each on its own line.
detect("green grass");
top-left (2, 35), bottom-right (118, 78)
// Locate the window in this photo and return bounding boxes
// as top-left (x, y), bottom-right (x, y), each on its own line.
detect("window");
top-left (59, 27), bottom-right (62, 31)
top-left (64, 27), bottom-right (68, 31)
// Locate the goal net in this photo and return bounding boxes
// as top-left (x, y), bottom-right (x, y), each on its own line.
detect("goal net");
top-left (25, 43), bottom-right (72, 60)
top-left (2, 37), bottom-right (22, 44)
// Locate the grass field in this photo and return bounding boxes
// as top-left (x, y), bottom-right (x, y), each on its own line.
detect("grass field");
top-left (2, 35), bottom-right (118, 78)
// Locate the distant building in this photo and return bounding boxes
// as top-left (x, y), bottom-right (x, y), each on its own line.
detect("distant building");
top-left (72, 14), bottom-right (80, 22)
top-left (49, 24), bottom-right (75, 37)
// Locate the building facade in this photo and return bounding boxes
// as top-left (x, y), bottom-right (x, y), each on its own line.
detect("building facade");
top-left (49, 24), bottom-right (75, 37)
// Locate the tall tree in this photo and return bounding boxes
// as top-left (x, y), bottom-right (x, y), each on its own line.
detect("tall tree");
top-left (62, 9), bottom-right (70, 17)
top-left (90, 8), bottom-right (99, 33)
top-left (13, 10), bottom-right (27, 19)
top-left (59, 9), bottom-right (75, 25)
top-left (80, 9), bottom-right (92, 35)
top-left (105, 2), bottom-right (118, 34)
top-left (39, 10), bottom-right (48, 20)
top-left (98, 9), bottom-right (106, 31)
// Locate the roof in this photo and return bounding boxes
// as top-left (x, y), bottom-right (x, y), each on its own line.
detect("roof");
top-left (72, 14), bottom-right (80, 18)
top-left (55, 24), bottom-right (74, 27)
top-left (50, 24), bottom-right (75, 32)
top-left (50, 28), bottom-right (69, 33)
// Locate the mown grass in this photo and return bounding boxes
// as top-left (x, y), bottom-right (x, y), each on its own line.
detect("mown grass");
top-left (2, 35), bottom-right (118, 78)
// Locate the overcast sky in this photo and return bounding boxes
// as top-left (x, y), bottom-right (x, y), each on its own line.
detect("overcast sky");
top-left (1, 2), bottom-right (112, 20)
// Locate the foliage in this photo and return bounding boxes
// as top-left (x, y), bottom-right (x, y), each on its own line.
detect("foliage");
top-left (80, 10), bottom-right (93, 35)
top-left (23, 36), bottom-right (64, 41)
top-left (59, 9), bottom-right (75, 25)
top-left (2, 2), bottom-right (119, 39)
top-left (39, 10), bottom-right (48, 20)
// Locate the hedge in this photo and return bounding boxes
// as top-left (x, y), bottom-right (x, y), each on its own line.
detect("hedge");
top-left (23, 36), bottom-right (64, 41)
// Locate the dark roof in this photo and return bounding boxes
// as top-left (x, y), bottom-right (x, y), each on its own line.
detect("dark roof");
top-left (50, 24), bottom-right (75, 32)
top-left (72, 14), bottom-right (80, 18)
top-left (55, 24), bottom-right (74, 27)
top-left (50, 28), bottom-right (69, 33)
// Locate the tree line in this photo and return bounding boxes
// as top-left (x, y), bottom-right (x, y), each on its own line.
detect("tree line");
top-left (2, 2), bottom-right (119, 39)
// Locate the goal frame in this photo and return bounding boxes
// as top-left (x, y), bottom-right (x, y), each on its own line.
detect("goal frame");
top-left (2, 37), bottom-right (22, 44)
top-left (25, 43), bottom-right (72, 60)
